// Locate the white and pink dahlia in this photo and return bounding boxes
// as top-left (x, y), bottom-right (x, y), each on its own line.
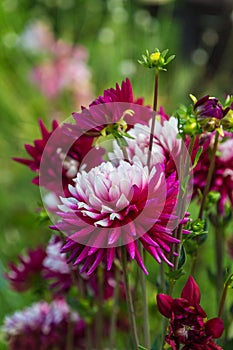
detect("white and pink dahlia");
top-left (54, 159), bottom-right (183, 275)
top-left (2, 298), bottom-right (85, 350)
top-left (108, 116), bottom-right (182, 174)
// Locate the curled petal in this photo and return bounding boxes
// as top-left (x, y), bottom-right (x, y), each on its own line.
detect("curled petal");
top-left (156, 293), bottom-right (173, 318)
top-left (205, 318), bottom-right (224, 339)
top-left (181, 276), bottom-right (200, 305)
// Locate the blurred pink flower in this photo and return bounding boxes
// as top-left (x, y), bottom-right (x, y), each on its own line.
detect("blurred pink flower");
top-left (2, 298), bottom-right (86, 350)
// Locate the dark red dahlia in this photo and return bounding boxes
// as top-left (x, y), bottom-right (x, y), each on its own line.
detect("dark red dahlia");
top-left (192, 134), bottom-right (233, 214)
top-left (5, 247), bottom-right (46, 292)
top-left (157, 276), bottom-right (224, 350)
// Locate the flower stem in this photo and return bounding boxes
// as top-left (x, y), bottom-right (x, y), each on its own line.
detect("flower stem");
top-left (198, 131), bottom-right (219, 219)
top-left (121, 246), bottom-right (139, 349)
top-left (66, 315), bottom-right (74, 350)
top-left (138, 243), bottom-right (151, 349)
top-left (147, 69), bottom-right (159, 169)
top-left (214, 222), bottom-right (225, 306)
top-left (95, 266), bottom-right (104, 350)
top-left (109, 267), bottom-right (120, 349)
top-left (218, 273), bottom-right (233, 318)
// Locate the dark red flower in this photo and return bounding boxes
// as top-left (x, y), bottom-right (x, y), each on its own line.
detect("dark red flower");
top-left (157, 276), bottom-right (224, 349)
top-left (192, 134), bottom-right (233, 214)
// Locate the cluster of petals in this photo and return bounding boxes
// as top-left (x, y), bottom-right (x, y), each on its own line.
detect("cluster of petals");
top-left (54, 158), bottom-right (183, 275)
top-left (43, 235), bottom-right (73, 294)
top-left (109, 116), bottom-right (183, 176)
top-left (43, 235), bottom-right (121, 299)
top-left (13, 119), bottom-right (102, 197)
top-left (2, 298), bottom-right (85, 350)
top-left (157, 276), bottom-right (224, 349)
top-left (67, 78), bottom-right (150, 140)
top-left (194, 95), bottom-right (230, 120)
top-left (5, 247), bottom-right (46, 292)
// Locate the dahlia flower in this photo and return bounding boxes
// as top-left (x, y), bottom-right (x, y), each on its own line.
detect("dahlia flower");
top-left (2, 298), bottom-right (86, 350)
top-left (66, 79), bottom-right (151, 141)
top-left (44, 235), bottom-right (122, 300)
top-left (13, 119), bottom-right (102, 197)
top-left (193, 135), bottom-right (233, 214)
top-left (54, 158), bottom-right (184, 275)
top-left (108, 116), bottom-right (183, 176)
top-left (5, 247), bottom-right (46, 292)
top-left (157, 276), bottom-right (224, 349)
top-left (43, 236), bottom-right (72, 294)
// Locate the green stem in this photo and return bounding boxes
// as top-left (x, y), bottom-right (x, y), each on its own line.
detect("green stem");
top-left (138, 243), bottom-right (151, 349)
top-left (95, 266), bottom-right (104, 350)
top-left (86, 323), bottom-right (92, 350)
top-left (121, 246), bottom-right (139, 349)
top-left (214, 223), bottom-right (225, 306)
top-left (109, 267), bottom-right (120, 349)
top-left (66, 315), bottom-right (74, 350)
top-left (218, 274), bottom-right (233, 318)
top-left (147, 69), bottom-right (159, 169)
top-left (160, 262), bottom-right (165, 293)
top-left (198, 131), bottom-right (219, 219)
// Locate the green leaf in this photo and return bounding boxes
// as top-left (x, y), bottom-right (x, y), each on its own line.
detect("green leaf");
top-left (166, 268), bottom-right (185, 281)
top-left (178, 245), bottom-right (186, 269)
top-left (138, 345), bottom-right (148, 350)
top-left (192, 147), bottom-right (203, 169)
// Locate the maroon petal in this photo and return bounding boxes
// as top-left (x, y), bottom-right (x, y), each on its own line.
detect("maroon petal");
top-left (181, 276), bottom-right (200, 305)
top-left (205, 317), bottom-right (224, 339)
top-left (156, 293), bottom-right (173, 318)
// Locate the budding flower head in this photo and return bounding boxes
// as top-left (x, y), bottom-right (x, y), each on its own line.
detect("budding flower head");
top-left (138, 49), bottom-right (175, 71)
top-left (221, 110), bottom-right (233, 131)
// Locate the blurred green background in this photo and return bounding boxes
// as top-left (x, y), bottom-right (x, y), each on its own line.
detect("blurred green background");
top-left (0, 0), bottom-right (233, 348)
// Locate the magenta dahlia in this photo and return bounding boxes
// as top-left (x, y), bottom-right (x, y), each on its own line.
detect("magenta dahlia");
top-left (157, 276), bottom-right (224, 350)
top-left (53, 158), bottom-right (185, 275)
top-left (2, 298), bottom-right (86, 350)
top-left (13, 119), bottom-right (102, 197)
top-left (5, 247), bottom-right (46, 292)
top-left (66, 79), bottom-right (151, 141)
